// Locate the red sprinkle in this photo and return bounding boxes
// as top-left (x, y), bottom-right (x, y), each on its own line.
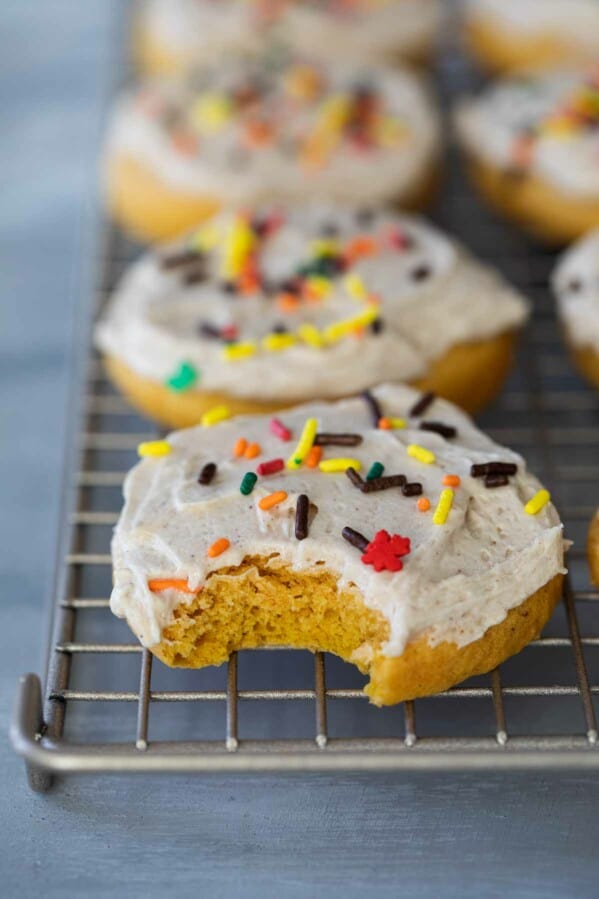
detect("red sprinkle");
top-left (269, 418), bottom-right (292, 441)
top-left (361, 530), bottom-right (411, 573)
top-left (257, 458), bottom-right (285, 477)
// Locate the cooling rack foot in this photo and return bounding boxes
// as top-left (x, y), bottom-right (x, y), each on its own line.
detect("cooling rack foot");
top-left (10, 673), bottom-right (54, 793)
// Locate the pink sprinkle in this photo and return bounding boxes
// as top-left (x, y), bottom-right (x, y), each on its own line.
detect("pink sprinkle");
top-left (387, 227), bottom-right (410, 251)
top-left (221, 324), bottom-right (238, 341)
top-left (257, 458), bottom-right (285, 477)
top-left (269, 418), bottom-right (292, 441)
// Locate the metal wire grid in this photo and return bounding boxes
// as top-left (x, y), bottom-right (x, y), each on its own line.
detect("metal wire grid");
top-left (10, 25), bottom-right (599, 791)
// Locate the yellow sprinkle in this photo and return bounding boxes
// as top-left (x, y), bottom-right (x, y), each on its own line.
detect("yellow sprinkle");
top-left (319, 94), bottom-right (352, 131)
top-left (524, 489), bottom-right (551, 516)
top-left (375, 116), bottom-right (409, 147)
top-left (407, 444), bottom-right (436, 465)
top-left (343, 273), bottom-right (367, 301)
top-left (221, 218), bottom-right (256, 279)
top-left (190, 224), bottom-right (221, 252)
top-left (287, 417), bottom-right (318, 469)
top-left (191, 93), bottom-right (232, 132)
top-left (262, 333), bottom-right (296, 352)
top-left (305, 275), bottom-right (332, 298)
top-left (297, 323), bottom-right (324, 349)
top-left (201, 405), bottom-right (230, 427)
top-left (433, 488), bottom-right (454, 526)
top-left (323, 305), bottom-right (380, 343)
top-left (319, 458), bottom-right (362, 474)
top-left (310, 238), bottom-right (339, 256)
top-left (221, 342), bottom-right (257, 361)
top-left (389, 417), bottom-right (406, 429)
top-left (137, 440), bottom-right (171, 458)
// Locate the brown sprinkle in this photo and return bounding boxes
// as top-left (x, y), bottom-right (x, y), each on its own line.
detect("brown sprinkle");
top-left (420, 421), bottom-right (457, 439)
top-left (361, 474), bottom-right (406, 493)
top-left (314, 433), bottom-right (363, 447)
top-left (295, 494), bottom-right (310, 541)
top-left (471, 462), bottom-right (517, 478)
top-left (409, 391), bottom-right (435, 417)
top-left (484, 474), bottom-right (509, 489)
top-left (345, 467), bottom-right (366, 490)
top-left (342, 526), bottom-right (370, 552)
top-left (198, 462), bottom-right (217, 485)
top-left (361, 390), bottom-right (383, 427)
top-left (402, 482), bottom-right (423, 497)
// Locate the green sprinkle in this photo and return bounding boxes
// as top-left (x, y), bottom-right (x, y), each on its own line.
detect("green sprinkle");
top-left (366, 461), bottom-right (385, 481)
top-left (240, 472), bottom-right (258, 496)
top-left (166, 361), bottom-right (198, 392)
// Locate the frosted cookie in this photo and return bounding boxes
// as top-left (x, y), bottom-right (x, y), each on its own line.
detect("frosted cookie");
top-left (552, 229), bottom-right (599, 389)
top-left (456, 66), bottom-right (599, 244)
top-left (589, 511), bottom-right (599, 584)
top-left (463, 0), bottom-right (599, 75)
top-left (105, 55), bottom-right (441, 242)
top-left (95, 205), bottom-right (529, 427)
top-left (136, 0), bottom-right (443, 77)
top-left (110, 385), bottom-right (566, 705)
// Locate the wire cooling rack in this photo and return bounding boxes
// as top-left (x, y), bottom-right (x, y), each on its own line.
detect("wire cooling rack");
top-left (10, 17), bottom-right (599, 792)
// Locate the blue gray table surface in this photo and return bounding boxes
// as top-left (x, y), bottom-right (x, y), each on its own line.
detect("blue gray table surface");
top-left (1, 3), bottom-right (599, 897)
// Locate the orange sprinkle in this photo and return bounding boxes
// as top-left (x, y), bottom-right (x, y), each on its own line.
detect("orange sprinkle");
top-left (276, 292), bottom-right (300, 313)
top-left (207, 537), bottom-right (230, 558)
top-left (378, 417), bottom-right (392, 430)
top-left (258, 490), bottom-right (288, 511)
top-left (243, 119), bottom-right (274, 147)
top-left (344, 236), bottom-right (377, 263)
top-left (148, 578), bottom-right (200, 594)
top-left (305, 445), bottom-right (323, 468)
top-left (417, 497), bottom-right (431, 512)
top-left (171, 130), bottom-right (198, 156)
top-left (244, 442), bottom-right (261, 459)
top-left (443, 474), bottom-right (461, 488)
top-left (234, 437), bottom-right (248, 458)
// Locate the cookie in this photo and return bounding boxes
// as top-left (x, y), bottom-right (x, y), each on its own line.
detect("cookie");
top-left (135, 0), bottom-right (443, 77)
top-left (110, 385), bottom-right (566, 705)
top-left (95, 206), bottom-right (529, 427)
top-left (552, 229), bottom-right (599, 389)
top-left (456, 65), bottom-right (599, 244)
top-left (105, 55), bottom-right (441, 242)
top-left (464, 0), bottom-right (599, 74)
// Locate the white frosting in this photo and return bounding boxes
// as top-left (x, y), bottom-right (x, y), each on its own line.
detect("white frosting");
top-left (110, 385), bottom-right (566, 656)
top-left (105, 58), bottom-right (440, 207)
top-left (456, 69), bottom-right (599, 197)
top-left (552, 229), bottom-right (599, 351)
top-left (465, 0), bottom-right (599, 50)
top-left (95, 206), bottom-right (528, 402)
top-left (141, 0), bottom-right (442, 64)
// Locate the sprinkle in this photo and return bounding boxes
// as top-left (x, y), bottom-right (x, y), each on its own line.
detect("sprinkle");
top-left (524, 489), bottom-right (551, 516)
top-left (342, 526), bottom-right (370, 552)
top-left (366, 461), bottom-right (384, 481)
top-left (148, 578), bottom-right (199, 594)
top-left (433, 489), bottom-right (454, 525)
top-left (221, 342), bottom-right (257, 361)
top-left (198, 463), bottom-right (217, 485)
top-left (319, 458), bottom-right (362, 474)
top-left (314, 432), bottom-right (363, 447)
top-left (262, 333), bottom-right (296, 352)
top-left (244, 442), bottom-right (261, 459)
top-left (421, 421), bottom-right (457, 440)
top-left (166, 361), bottom-right (198, 392)
top-left (344, 236), bottom-right (377, 264)
top-left (417, 497), bottom-right (431, 512)
top-left (403, 482), bottom-right (423, 497)
top-left (190, 224), bottom-right (221, 252)
top-left (201, 405), bottom-right (230, 427)
top-left (199, 322), bottom-right (222, 340)
top-left (407, 444), bottom-right (436, 465)
top-left (345, 466), bottom-right (366, 490)
top-left (361, 530), bottom-right (411, 573)
top-left (161, 249), bottom-right (201, 270)
top-left (343, 273), bottom-right (368, 301)
top-left (257, 458), bottom-right (284, 477)
top-left (443, 474), bottom-right (461, 488)
top-left (191, 93), bottom-right (232, 132)
top-left (184, 266), bottom-right (207, 286)
top-left (207, 538), bottom-right (230, 558)
top-left (270, 418), bottom-right (292, 441)
top-left (259, 491), bottom-right (288, 511)
top-left (137, 440), bottom-right (171, 458)
top-left (485, 474), bottom-right (509, 489)
top-left (409, 391), bottom-right (435, 417)
top-left (362, 474), bottom-right (406, 493)
top-left (295, 494), bottom-right (310, 541)
top-left (362, 390), bottom-right (382, 427)
top-left (240, 472), bottom-right (258, 495)
top-left (305, 445), bottom-right (323, 468)
top-left (287, 417), bottom-right (318, 469)
top-left (297, 323), bottom-right (325, 349)
top-left (471, 462), bottom-right (518, 478)
top-left (234, 437), bottom-right (248, 458)
top-left (323, 305), bottom-right (380, 343)
top-left (378, 417), bottom-right (406, 430)
top-left (411, 265), bottom-right (431, 282)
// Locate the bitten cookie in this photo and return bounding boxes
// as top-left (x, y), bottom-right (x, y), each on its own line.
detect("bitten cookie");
top-left (552, 229), bottom-right (599, 390)
top-left (456, 65), bottom-right (599, 244)
top-left (105, 55), bottom-right (441, 242)
top-left (110, 385), bottom-right (566, 705)
top-left (136, 0), bottom-right (443, 77)
top-left (463, 0), bottom-right (599, 74)
top-left (95, 205), bottom-right (529, 427)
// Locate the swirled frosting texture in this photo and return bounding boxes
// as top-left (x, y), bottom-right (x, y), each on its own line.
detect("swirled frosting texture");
top-left (95, 206), bottom-right (528, 402)
top-left (141, 0), bottom-right (442, 64)
top-left (456, 66), bottom-right (599, 197)
top-left (110, 385), bottom-right (566, 655)
top-left (553, 229), bottom-right (599, 351)
top-left (105, 55), bottom-right (440, 207)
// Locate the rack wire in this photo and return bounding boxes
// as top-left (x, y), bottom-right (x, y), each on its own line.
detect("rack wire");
top-left (10, 15), bottom-right (599, 791)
